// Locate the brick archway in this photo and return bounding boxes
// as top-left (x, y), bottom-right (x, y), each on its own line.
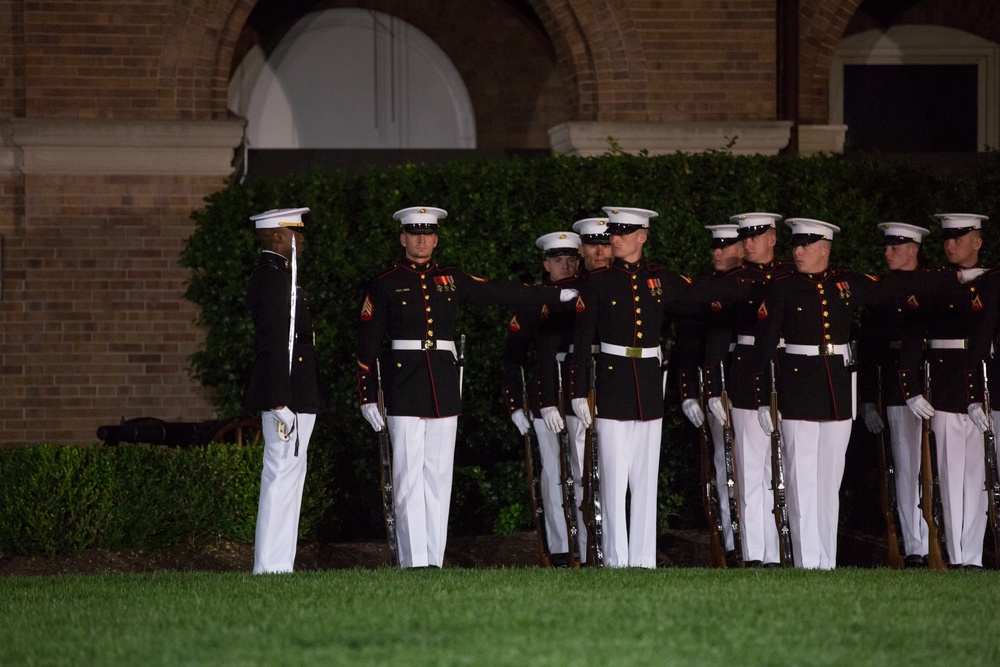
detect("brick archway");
top-left (797, 0), bottom-right (865, 123)
top-left (157, 0), bottom-right (257, 119)
top-left (526, 0), bottom-right (650, 121)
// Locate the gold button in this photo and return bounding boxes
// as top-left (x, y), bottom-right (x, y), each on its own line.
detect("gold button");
top-left (824, 322), bottom-right (830, 328)
top-left (636, 320), bottom-right (642, 326)
top-left (636, 308), bottom-right (641, 314)
top-left (612, 300), bottom-right (617, 306)
top-left (421, 284), bottom-right (427, 290)
top-left (823, 311), bottom-right (829, 317)
top-left (631, 275), bottom-right (637, 280)
top-left (632, 284), bottom-right (638, 290)
top-left (766, 274), bottom-right (772, 279)
top-left (397, 363), bottom-right (402, 368)
top-left (428, 319), bottom-right (433, 324)
top-left (298, 357), bottom-right (303, 362)
top-left (637, 332), bottom-right (643, 339)
top-left (428, 331), bottom-right (434, 337)
top-left (825, 334), bottom-right (831, 340)
top-left (425, 295), bottom-right (430, 300)
top-left (420, 274), bottom-right (425, 279)
top-left (822, 300), bottom-right (827, 305)
top-left (634, 296), bottom-right (639, 302)
top-left (402, 301), bottom-right (407, 305)
top-left (426, 307), bottom-right (431, 312)
top-left (608, 366), bottom-right (613, 370)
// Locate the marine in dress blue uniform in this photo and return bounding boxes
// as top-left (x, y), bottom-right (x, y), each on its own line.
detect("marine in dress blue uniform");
top-left (569, 206), bottom-right (693, 568)
top-left (700, 212), bottom-right (792, 567)
top-left (752, 218), bottom-right (882, 569)
top-left (244, 207), bottom-right (327, 574)
top-left (675, 222), bottom-right (746, 562)
top-left (501, 231), bottom-right (582, 564)
top-left (357, 206), bottom-right (577, 568)
top-left (856, 222), bottom-right (930, 567)
top-left (901, 213), bottom-right (989, 568)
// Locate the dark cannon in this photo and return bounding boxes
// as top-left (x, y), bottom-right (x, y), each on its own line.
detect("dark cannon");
top-left (96, 416), bottom-right (262, 447)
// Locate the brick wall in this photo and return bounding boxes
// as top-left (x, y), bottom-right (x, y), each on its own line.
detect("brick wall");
top-left (0, 174), bottom-right (221, 444)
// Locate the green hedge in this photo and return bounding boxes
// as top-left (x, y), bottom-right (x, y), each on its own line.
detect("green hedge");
top-left (176, 150), bottom-right (1000, 541)
top-left (0, 440), bottom-right (338, 557)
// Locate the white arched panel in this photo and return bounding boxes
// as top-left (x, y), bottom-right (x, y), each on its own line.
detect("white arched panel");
top-left (230, 9), bottom-right (476, 149)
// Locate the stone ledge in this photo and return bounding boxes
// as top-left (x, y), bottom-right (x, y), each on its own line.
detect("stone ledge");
top-left (548, 121), bottom-right (794, 157)
top-left (5, 118), bottom-right (246, 176)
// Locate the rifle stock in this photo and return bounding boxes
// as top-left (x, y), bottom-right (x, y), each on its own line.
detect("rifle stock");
top-left (375, 360), bottom-right (400, 568)
top-left (769, 360), bottom-right (793, 568)
top-left (720, 362), bottom-right (744, 568)
top-left (582, 355), bottom-right (604, 567)
top-left (698, 368), bottom-right (727, 568)
top-left (875, 366), bottom-right (905, 569)
top-left (920, 360), bottom-right (947, 570)
top-left (521, 367), bottom-right (550, 567)
top-left (556, 360), bottom-right (582, 568)
top-left (981, 361), bottom-right (1000, 566)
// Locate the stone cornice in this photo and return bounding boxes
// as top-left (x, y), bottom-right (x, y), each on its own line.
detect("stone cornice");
top-left (548, 121), bottom-right (794, 157)
top-left (3, 118), bottom-right (246, 176)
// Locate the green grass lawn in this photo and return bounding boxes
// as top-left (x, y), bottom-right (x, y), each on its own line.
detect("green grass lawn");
top-left (2, 567), bottom-right (998, 666)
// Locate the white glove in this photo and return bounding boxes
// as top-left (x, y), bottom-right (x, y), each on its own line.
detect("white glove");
top-left (757, 406), bottom-right (775, 434)
top-left (681, 398), bottom-right (704, 428)
top-left (559, 288), bottom-right (579, 302)
top-left (540, 406), bottom-right (565, 433)
top-left (572, 397), bottom-right (592, 428)
top-left (707, 397), bottom-right (727, 425)
top-left (510, 409), bottom-right (531, 435)
top-left (360, 402), bottom-right (384, 432)
top-left (860, 402), bottom-right (884, 434)
top-left (272, 406), bottom-right (296, 440)
top-left (968, 403), bottom-right (990, 434)
top-left (906, 395), bottom-right (935, 420)
top-left (959, 268), bottom-right (987, 283)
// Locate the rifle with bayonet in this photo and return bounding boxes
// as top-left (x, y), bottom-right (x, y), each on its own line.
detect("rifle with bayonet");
top-left (556, 359), bottom-right (582, 568)
top-left (521, 366), bottom-right (550, 567)
top-left (981, 361), bottom-right (1000, 565)
top-left (720, 362), bottom-right (745, 568)
top-left (375, 360), bottom-right (400, 567)
top-left (875, 366), bottom-right (906, 569)
top-left (919, 360), bottom-right (948, 570)
top-left (697, 368), bottom-right (727, 568)
top-left (769, 360), bottom-right (793, 567)
top-left (582, 354), bottom-right (604, 567)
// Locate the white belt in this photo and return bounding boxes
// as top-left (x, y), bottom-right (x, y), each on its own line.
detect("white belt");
top-left (784, 343), bottom-right (851, 357)
top-left (600, 343), bottom-right (662, 359)
top-left (927, 339), bottom-right (967, 350)
top-left (391, 339), bottom-right (457, 356)
top-left (736, 335), bottom-right (755, 346)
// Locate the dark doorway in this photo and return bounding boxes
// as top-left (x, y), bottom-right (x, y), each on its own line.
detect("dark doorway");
top-left (844, 64), bottom-right (978, 153)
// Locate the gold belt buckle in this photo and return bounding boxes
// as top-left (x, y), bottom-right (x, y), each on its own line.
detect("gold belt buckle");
top-left (820, 343), bottom-right (836, 356)
top-left (424, 339), bottom-right (435, 350)
top-left (625, 346), bottom-right (642, 358)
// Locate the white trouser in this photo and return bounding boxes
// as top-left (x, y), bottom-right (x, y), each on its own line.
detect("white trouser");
top-left (731, 407), bottom-right (779, 563)
top-left (886, 405), bottom-right (928, 556)
top-left (931, 411), bottom-right (987, 567)
top-left (254, 411), bottom-right (316, 574)
top-left (707, 414), bottom-right (734, 552)
top-left (782, 418), bottom-right (852, 570)
top-left (597, 417), bottom-right (662, 568)
top-left (387, 415), bottom-right (459, 568)
top-left (534, 420), bottom-right (568, 554)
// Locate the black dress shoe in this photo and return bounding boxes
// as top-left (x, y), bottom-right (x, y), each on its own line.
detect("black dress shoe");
top-left (763, 562), bottom-right (782, 569)
top-left (744, 560), bottom-right (764, 568)
top-left (549, 552), bottom-right (570, 568)
top-left (725, 550), bottom-right (740, 568)
top-left (904, 555), bottom-right (928, 569)
top-left (963, 564), bottom-right (984, 570)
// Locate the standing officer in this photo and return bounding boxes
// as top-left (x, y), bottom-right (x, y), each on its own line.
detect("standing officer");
top-left (702, 212), bottom-right (791, 567)
top-left (501, 231), bottom-right (582, 566)
top-left (753, 218), bottom-right (881, 569)
top-left (244, 207), bottom-right (326, 574)
top-left (569, 206), bottom-right (692, 568)
top-left (857, 222), bottom-right (930, 568)
top-left (901, 213), bottom-right (989, 569)
top-left (356, 206), bottom-right (577, 568)
top-left (675, 223), bottom-right (745, 563)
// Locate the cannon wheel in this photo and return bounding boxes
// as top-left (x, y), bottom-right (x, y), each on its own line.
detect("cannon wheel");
top-left (211, 416), bottom-right (263, 446)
